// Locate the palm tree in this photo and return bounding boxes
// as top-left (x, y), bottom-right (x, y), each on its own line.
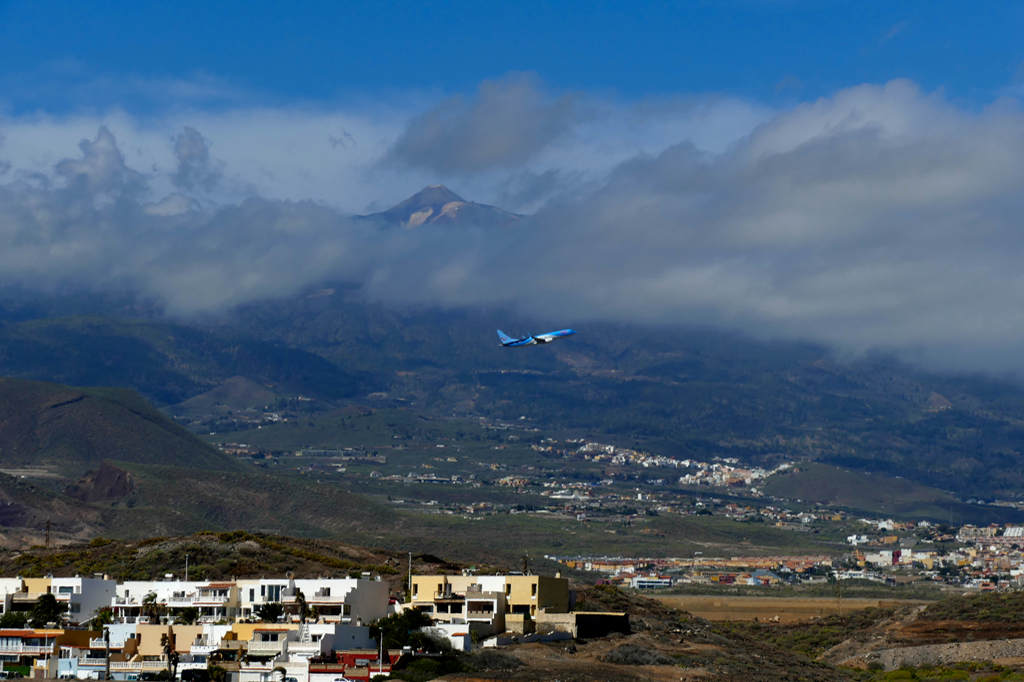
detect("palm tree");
top-left (29, 594), bottom-right (66, 628)
top-left (254, 602), bottom-right (283, 623)
top-left (174, 607), bottom-right (200, 625)
top-left (141, 592), bottom-right (163, 622)
top-left (91, 607), bottom-right (115, 628)
top-left (161, 632), bottom-right (180, 680)
top-left (294, 590), bottom-right (309, 624)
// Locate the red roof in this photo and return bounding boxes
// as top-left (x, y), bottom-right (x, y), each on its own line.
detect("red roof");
top-left (202, 583), bottom-right (235, 588)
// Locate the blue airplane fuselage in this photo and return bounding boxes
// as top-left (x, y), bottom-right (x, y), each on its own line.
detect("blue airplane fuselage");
top-left (497, 329), bottom-right (577, 347)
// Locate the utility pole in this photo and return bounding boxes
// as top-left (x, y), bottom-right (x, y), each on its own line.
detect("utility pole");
top-left (185, 554), bottom-right (189, 582)
top-left (407, 552), bottom-right (412, 603)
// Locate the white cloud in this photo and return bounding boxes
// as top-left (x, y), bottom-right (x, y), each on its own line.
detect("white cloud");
top-left (2, 77), bottom-right (1023, 373)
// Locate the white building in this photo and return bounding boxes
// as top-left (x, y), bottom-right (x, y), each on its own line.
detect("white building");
top-left (114, 576), bottom-right (389, 625)
top-left (0, 576), bottom-right (116, 626)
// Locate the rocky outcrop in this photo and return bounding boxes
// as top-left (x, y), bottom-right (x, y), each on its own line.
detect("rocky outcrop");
top-left (865, 638), bottom-right (1024, 671)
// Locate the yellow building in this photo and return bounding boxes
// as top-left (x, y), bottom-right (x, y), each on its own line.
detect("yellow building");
top-left (411, 574), bottom-right (570, 618)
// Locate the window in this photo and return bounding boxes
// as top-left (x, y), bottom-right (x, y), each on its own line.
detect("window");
top-left (322, 588), bottom-right (330, 597)
top-left (260, 586), bottom-right (266, 598)
top-left (58, 587), bottom-right (74, 595)
top-left (505, 585), bottom-right (511, 596)
top-left (70, 604), bottom-right (81, 613)
top-left (531, 584), bottom-right (537, 597)
top-left (249, 589), bottom-right (255, 602)
top-left (266, 585), bottom-right (282, 601)
top-left (437, 584), bottom-right (443, 595)
top-left (413, 584), bottom-right (418, 597)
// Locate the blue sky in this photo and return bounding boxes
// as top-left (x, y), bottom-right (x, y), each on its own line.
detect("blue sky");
top-left (0, 0), bottom-right (1021, 111)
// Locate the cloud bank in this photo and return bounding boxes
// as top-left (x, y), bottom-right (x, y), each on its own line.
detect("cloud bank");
top-left (1, 77), bottom-right (1023, 372)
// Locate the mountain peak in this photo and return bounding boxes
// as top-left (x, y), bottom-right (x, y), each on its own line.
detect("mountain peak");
top-left (406, 184), bottom-right (464, 206)
top-left (361, 186), bottom-right (520, 229)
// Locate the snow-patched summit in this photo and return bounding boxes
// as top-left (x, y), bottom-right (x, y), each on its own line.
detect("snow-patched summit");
top-left (361, 185), bottom-right (521, 228)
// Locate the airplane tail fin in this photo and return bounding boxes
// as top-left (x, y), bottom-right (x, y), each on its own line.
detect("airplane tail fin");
top-left (497, 330), bottom-right (514, 345)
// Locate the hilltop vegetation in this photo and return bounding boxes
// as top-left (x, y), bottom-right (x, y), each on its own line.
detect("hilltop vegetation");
top-left (0, 532), bottom-right (410, 582)
top-left (0, 378), bottom-right (238, 473)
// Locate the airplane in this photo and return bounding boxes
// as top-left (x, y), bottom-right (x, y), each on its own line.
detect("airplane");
top-left (497, 328), bottom-right (577, 347)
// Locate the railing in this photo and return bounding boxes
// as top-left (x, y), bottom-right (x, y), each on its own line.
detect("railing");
top-left (0, 645), bottom-right (52, 654)
top-left (193, 594), bottom-right (230, 604)
top-left (11, 592), bottom-right (45, 601)
top-left (291, 595), bottom-right (346, 604)
top-left (167, 597), bottom-right (196, 605)
top-left (467, 610), bottom-right (496, 619)
top-left (110, 661), bottom-right (167, 671)
top-left (246, 641), bottom-right (285, 653)
top-left (287, 643), bottom-right (322, 653)
top-left (89, 638), bottom-right (126, 648)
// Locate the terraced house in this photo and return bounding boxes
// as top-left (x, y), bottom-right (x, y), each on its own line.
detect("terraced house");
top-left (112, 576), bottom-right (388, 625)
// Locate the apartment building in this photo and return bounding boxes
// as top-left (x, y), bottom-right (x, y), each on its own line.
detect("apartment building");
top-left (0, 576), bottom-right (116, 626)
top-left (113, 577), bottom-right (388, 625)
top-left (410, 573), bottom-right (571, 637)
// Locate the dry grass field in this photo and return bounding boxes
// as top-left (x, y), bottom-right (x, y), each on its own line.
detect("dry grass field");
top-left (653, 595), bottom-right (930, 622)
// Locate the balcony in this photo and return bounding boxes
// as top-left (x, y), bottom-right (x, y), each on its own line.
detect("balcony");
top-left (246, 641), bottom-right (285, 654)
top-left (433, 592), bottom-right (463, 600)
top-left (190, 639), bottom-right (219, 655)
top-left (467, 610), bottom-right (496, 620)
top-left (110, 661), bottom-right (167, 671)
top-left (88, 638), bottom-right (126, 649)
top-left (287, 643), bottom-right (323, 655)
top-left (10, 592), bottom-right (45, 602)
top-left (194, 594), bottom-right (230, 604)
top-left (0, 645), bottom-right (53, 655)
top-left (286, 594), bottom-right (347, 605)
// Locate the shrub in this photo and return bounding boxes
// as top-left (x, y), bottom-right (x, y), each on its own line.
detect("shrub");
top-left (599, 645), bottom-right (675, 666)
top-left (467, 650), bottom-right (524, 671)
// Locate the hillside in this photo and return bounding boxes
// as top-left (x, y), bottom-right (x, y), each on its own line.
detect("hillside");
top-left (0, 316), bottom-right (368, 406)
top-left (166, 376), bottom-right (279, 419)
top-left (761, 463), bottom-right (1016, 524)
top-left (223, 291), bottom-right (1024, 500)
top-left (0, 377), bottom-right (239, 472)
